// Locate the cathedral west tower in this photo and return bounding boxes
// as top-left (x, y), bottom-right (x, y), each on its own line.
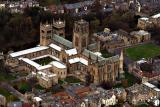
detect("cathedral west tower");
top-left (40, 22), bottom-right (52, 46)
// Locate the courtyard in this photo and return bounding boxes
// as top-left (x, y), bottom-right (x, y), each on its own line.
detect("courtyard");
top-left (125, 43), bottom-right (160, 61)
top-left (33, 56), bottom-right (55, 65)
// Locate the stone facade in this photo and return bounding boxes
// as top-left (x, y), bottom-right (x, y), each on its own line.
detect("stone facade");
top-left (126, 83), bottom-right (160, 105)
top-left (73, 19), bottom-right (89, 53)
top-left (40, 23), bottom-right (52, 46)
top-left (40, 19), bottom-right (65, 46)
top-left (52, 19), bottom-right (65, 38)
top-left (137, 17), bottom-right (152, 30)
top-left (0, 95), bottom-right (6, 107)
top-left (138, 13), bottom-right (160, 30)
top-left (99, 93), bottom-right (117, 106)
top-left (37, 71), bottom-right (58, 88)
top-left (93, 28), bottom-right (151, 51)
top-left (130, 30), bottom-right (151, 43)
top-left (50, 85), bottom-right (121, 107)
top-left (128, 58), bottom-right (160, 82)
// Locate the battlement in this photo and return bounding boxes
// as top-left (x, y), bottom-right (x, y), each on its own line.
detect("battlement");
top-left (53, 20), bottom-right (65, 29)
top-left (40, 22), bottom-right (52, 30)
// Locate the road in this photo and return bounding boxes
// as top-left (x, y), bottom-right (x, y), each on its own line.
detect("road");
top-left (0, 82), bottom-right (28, 103)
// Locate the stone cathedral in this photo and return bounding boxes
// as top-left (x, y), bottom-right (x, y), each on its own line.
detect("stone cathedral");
top-left (8, 19), bottom-right (124, 86)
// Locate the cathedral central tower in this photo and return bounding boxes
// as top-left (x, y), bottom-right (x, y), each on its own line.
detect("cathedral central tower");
top-left (73, 19), bottom-right (89, 53)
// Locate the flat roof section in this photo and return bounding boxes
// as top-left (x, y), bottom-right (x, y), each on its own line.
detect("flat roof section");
top-left (10, 46), bottom-right (49, 58)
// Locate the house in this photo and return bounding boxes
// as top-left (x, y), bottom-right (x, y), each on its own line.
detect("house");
top-left (0, 94), bottom-right (6, 107)
top-left (126, 82), bottom-right (160, 105)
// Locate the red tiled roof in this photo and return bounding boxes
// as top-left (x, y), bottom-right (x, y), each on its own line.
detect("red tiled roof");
top-left (60, 98), bottom-right (76, 104)
top-left (53, 91), bottom-right (69, 97)
top-left (132, 68), bottom-right (160, 78)
top-left (22, 103), bottom-right (32, 107)
top-left (75, 87), bottom-right (91, 94)
top-left (142, 72), bottom-right (159, 78)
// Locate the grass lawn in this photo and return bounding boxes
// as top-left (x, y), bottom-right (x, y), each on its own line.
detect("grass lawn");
top-left (14, 82), bottom-right (31, 94)
top-left (34, 56), bottom-right (55, 65)
top-left (125, 43), bottom-right (160, 61)
top-left (64, 76), bottom-right (81, 83)
top-left (19, 82), bottom-right (31, 93)
top-left (35, 84), bottom-right (45, 90)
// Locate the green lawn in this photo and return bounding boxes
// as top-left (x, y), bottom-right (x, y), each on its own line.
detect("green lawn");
top-left (34, 56), bottom-right (55, 66)
top-left (35, 84), bottom-right (45, 90)
top-left (13, 82), bottom-right (31, 94)
top-left (125, 43), bottom-right (160, 61)
top-left (64, 76), bottom-right (81, 83)
top-left (19, 82), bottom-right (31, 93)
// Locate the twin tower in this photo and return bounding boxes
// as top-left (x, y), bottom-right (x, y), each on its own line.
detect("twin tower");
top-left (40, 19), bottom-right (89, 53)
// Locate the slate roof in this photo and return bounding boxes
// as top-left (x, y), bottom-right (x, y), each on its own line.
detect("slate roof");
top-left (82, 49), bottom-right (119, 65)
top-left (64, 0), bottom-right (95, 10)
top-left (82, 49), bottom-right (104, 61)
top-left (52, 34), bottom-right (73, 48)
top-left (88, 43), bottom-right (97, 51)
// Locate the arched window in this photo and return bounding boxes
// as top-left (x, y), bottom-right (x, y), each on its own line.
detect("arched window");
top-left (82, 37), bottom-right (86, 47)
top-left (75, 36), bottom-right (79, 46)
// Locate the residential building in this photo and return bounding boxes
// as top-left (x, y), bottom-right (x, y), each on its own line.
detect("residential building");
top-left (128, 58), bottom-right (160, 82)
top-left (138, 13), bottom-right (160, 30)
top-left (126, 82), bottom-right (160, 105)
top-left (50, 85), bottom-right (118, 107)
top-left (93, 28), bottom-right (151, 51)
top-left (0, 95), bottom-right (6, 107)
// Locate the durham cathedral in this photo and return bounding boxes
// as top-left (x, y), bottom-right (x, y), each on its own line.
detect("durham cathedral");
top-left (7, 19), bottom-right (124, 88)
